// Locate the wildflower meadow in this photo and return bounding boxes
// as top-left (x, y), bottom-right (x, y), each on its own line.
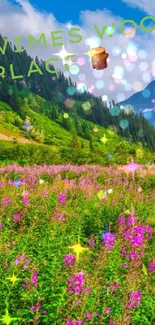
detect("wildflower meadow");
top-left (0, 163), bottom-right (154, 325)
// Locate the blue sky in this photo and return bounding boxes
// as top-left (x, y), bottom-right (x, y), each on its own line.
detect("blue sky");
top-left (9, 0), bottom-right (146, 25)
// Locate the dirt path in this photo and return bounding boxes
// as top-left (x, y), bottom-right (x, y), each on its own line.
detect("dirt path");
top-left (0, 133), bottom-right (37, 144)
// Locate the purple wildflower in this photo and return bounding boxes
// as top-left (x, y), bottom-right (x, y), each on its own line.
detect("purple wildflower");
top-left (102, 233), bottom-right (115, 249)
top-left (122, 263), bottom-right (128, 268)
top-left (105, 308), bottom-right (111, 314)
top-left (148, 262), bottom-right (155, 273)
top-left (127, 291), bottom-right (141, 308)
top-left (85, 312), bottom-right (92, 319)
top-left (122, 249), bottom-right (126, 256)
top-left (63, 254), bottom-right (76, 267)
top-left (31, 271), bottom-right (38, 286)
top-left (88, 236), bottom-right (95, 248)
top-left (58, 192), bottom-right (66, 204)
top-left (12, 213), bottom-right (20, 222)
top-left (118, 216), bottom-right (125, 224)
top-left (1, 197), bottom-right (11, 205)
top-left (22, 197), bottom-right (29, 205)
top-left (126, 214), bottom-right (136, 227)
top-left (128, 251), bottom-right (138, 260)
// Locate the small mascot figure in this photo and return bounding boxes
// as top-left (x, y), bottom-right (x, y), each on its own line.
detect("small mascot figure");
top-left (90, 47), bottom-right (109, 70)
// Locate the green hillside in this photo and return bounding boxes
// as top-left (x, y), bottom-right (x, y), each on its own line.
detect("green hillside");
top-left (0, 99), bottom-right (154, 166)
top-left (1, 34), bottom-right (155, 165)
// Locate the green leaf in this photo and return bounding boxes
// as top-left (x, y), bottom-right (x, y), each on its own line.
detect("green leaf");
top-left (142, 263), bottom-right (148, 276)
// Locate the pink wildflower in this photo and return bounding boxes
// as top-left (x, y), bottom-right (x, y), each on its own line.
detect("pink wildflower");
top-left (128, 251), bottom-right (138, 260)
top-left (85, 311), bottom-right (92, 319)
top-left (148, 262), bottom-right (155, 273)
top-left (63, 254), bottom-right (76, 267)
top-left (58, 192), bottom-right (66, 204)
top-left (12, 213), bottom-right (20, 222)
top-left (127, 291), bottom-right (141, 308)
top-left (31, 271), bottom-right (38, 286)
top-left (88, 236), bottom-right (95, 248)
top-left (122, 263), bottom-right (128, 268)
top-left (118, 216), bottom-right (125, 224)
top-left (1, 197), bottom-right (11, 205)
top-left (22, 197), bottom-right (29, 205)
top-left (105, 308), bottom-right (111, 314)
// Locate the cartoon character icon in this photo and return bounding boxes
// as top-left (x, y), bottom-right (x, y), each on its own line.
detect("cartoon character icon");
top-left (90, 47), bottom-right (109, 70)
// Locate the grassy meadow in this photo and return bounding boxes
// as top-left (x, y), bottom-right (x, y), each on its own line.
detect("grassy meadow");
top-left (0, 163), bottom-right (154, 325)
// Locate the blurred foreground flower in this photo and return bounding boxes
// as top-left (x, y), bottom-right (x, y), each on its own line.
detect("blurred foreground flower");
top-left (63, 254), bottom-right (76, 267)
top-left (127, 291), bottom-right (141, 308)
top-left (58, 192), bottom-right (66, 204)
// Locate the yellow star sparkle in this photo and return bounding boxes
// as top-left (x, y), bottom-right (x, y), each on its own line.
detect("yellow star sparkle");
top-left (6, 273), bottom-right (19, 286)
top-left (0, 308), bottom-right (19, 325)
top-left (68, 237), bottom-right (89, 261)
top-left (100, 134), bottom-right (108, 144)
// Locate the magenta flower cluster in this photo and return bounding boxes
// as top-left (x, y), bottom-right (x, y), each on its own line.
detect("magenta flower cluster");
top-left (64, 254), bottom-right (76, 267)
top-left (102, 233), bottom-right (116, 249)
top-left (124, 225), bottom-right (152, 247)
top-left (67, 272), bottom-right (85, 295)
top-left (127, 291), bottom-right (141, 308)
top-left (58, 192), bottom-right (66, 204)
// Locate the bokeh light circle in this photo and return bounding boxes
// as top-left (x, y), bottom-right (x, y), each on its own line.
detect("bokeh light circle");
top-left (126, 42), bottom-right (138, 56)
top-left (57, 92), bottom-right (65, 102)
top-left (85, 36), bottom-right (100, 47)
top-left (116, 93), bottom-right (125, 102)
top-left (109, 105), bottom-right (121, 116)
top-left (124, 83), bottom-right (132, 91)
top-left (142, 109), bottom-right (153, 120)
top-left (64, 98), bottom-right (75, 108)
top-left (139, 62), bottom-right (148, 71)
top-left (95, 80), bottom-right (104, 89)
top-left (82, 101), bottom-right (91, 111)
top-left (119, 119), bottom-right (129, 129)
top-left (142, 73), bottom-right (151, 83)
top-left (124, 105), bottom-right (134, 114)
top-left (133, 81), bottom-right (143, 91)
top-left (78, 73), bottom-right (86, 81)
top-left (63, 113), bottom-right (69, 119)
top-left (93, 70), bottom-right (104, 78)
top-left (122, 53), bottom-right (127, 59)
top-left (109, 84), bottom-right (115, 91)
top-left (114, 66), bottom-right (124, 77)
top-left (106, 26), bottom-right (115, 36)
top-left (112, 46), bottom-right (122, 56)
top-left (102, 95), bottom-right (108, 101)
top-left (70, 65), bottom-right (80, 75)
top-left (67, 86), bottom-right (76, 96)
top-left (125, 63), bottom-right (135, 72)
top-left (77, 83), bottom-right (87, 94)
top-left (77, 57), bottom-right (86, 66)
top-left (142, 89), bottom-right (151, 98)
top-left (128, 54), bottom-right (138, 62)
top-left (138, 49), bottom-right (147, 59)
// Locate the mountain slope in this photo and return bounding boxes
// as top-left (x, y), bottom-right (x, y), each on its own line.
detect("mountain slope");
top-left (1, 100), bottom-right (154, 166)
top-left (119, 80), bottom-right (155, 125)
top-left (1, 34), bottom-right (155, 152)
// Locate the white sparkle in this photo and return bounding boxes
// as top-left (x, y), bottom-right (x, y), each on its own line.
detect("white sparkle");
top-left (54, 46), bottom-right (75, 64)
top-left (66, 22), bottom-right (73, 30)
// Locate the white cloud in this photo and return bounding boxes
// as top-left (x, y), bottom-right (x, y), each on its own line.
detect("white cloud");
top-left (0, 0), bottom-right (155, 103)
top-left (122, 0), bottom-right (155, 15)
